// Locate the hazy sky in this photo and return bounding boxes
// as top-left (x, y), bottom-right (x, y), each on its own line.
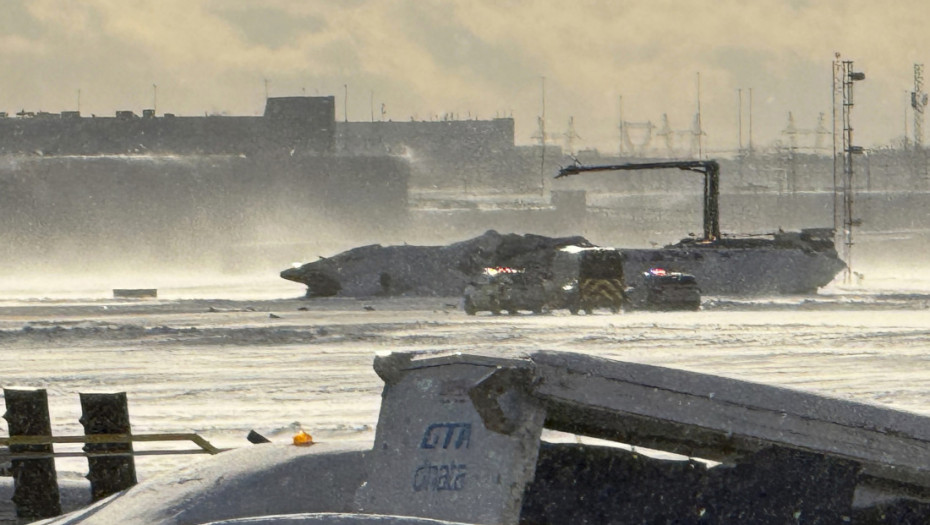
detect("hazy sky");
top-left (3, 0), bottom-right (928, 153)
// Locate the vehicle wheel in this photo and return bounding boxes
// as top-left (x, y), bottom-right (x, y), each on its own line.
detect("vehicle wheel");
top-left (464, 298), bottom-right (477, 316)
top-left (490, 300), bottom-right (502, 315)
top-left (584, 308), bottom-right (594, 315)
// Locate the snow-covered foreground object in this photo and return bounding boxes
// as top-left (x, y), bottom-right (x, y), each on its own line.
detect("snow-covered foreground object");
top-left (34, 350), bottom-right (930, 524)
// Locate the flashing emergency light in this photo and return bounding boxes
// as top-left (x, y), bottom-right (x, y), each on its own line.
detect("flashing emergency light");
top-left (484, 266), bottom-right (524, 276)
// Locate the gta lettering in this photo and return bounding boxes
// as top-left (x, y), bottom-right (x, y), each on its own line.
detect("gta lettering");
top-left (412, 461), bottom-right (467, 492)
top-left (420, 422), bottom-right (471, 450)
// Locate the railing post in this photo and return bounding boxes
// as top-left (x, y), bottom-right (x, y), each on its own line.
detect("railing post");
top-left (79, 392), bottom-right (137, 501)
top-left (3, 388), bottom-right (61, 519)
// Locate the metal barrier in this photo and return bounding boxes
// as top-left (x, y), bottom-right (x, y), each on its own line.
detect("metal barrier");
top-left (2, 388), bottom-right (225, 520)
top-left (0, 433), bottom-right (225, 458)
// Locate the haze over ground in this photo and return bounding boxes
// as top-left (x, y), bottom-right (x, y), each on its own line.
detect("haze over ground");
top-left (1, 0), bottom-right (927, 153)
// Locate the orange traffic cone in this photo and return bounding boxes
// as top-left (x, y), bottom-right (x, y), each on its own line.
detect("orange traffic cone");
top-left (292, 430), bottom-right (314, 446)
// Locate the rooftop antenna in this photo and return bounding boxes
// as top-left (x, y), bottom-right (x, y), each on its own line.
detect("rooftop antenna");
top-left (77, 89), bottom-right (81, 113)
top-left (344, 84), bottom-right (348, 123)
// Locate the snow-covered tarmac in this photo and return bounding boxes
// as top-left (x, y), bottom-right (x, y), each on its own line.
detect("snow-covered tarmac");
top-left (3, 276), bottom-right (930, 489)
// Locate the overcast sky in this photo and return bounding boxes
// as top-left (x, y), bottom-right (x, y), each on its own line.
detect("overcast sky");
top-left (2, 0), bottom-right (928, 153)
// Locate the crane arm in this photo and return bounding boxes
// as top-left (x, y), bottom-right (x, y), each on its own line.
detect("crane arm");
top-left (555, 159), bottom-right (720, 242)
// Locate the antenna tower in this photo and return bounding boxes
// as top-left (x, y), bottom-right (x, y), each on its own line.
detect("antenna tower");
top-left (832, 55), bottom-right (866, 285)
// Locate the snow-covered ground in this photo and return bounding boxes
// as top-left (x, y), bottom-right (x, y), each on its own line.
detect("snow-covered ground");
top-left (2, 273), bottom-right (930, 484)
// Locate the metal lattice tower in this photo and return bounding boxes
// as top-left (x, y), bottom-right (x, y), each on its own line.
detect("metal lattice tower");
top-left (783, 111), bottom-right (799, 152)
top-left (832, 55), bottom-right (866, 285)
top-left (912, 64), bottom-right (927, 150)
top-left (617, 96), bottom-right (655, 157)
top-left (781, 112), bottom-right (832, 154)
top-left (814, 112), bottom-right (831, 152)
top-left (656, 114), bottom-right (674, 157)
top-left (563, 116), bottom-right (581, 156)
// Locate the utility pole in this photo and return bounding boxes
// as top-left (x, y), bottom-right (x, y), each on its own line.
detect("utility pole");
top-left (344, 84), bottom-right (348, 123)
top-left (152, 84), bottom-right (157, 114)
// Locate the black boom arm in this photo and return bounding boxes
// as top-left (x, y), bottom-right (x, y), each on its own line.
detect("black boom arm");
top-left (556, 160), bottom-right (720, 242)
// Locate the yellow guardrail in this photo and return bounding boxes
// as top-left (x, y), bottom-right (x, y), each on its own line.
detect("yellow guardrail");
top-left (0, 433), bottom-right (227, 459)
